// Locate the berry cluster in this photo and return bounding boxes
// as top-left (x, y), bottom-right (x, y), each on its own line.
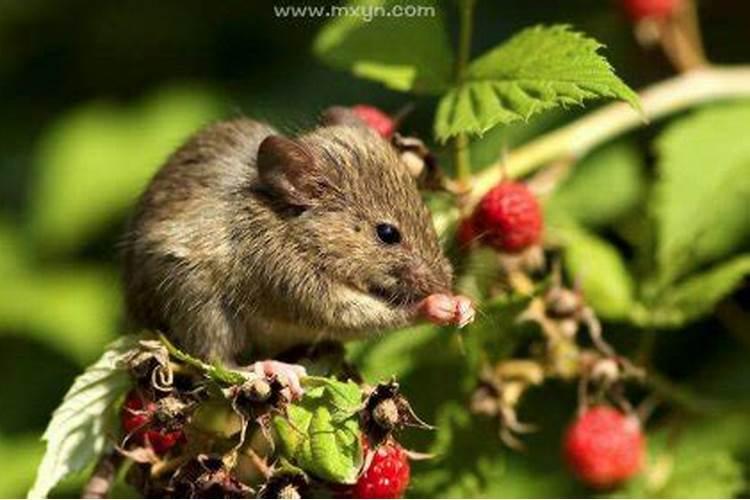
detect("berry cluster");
top-left (121, 391), bottom-right (187, 455)
top-left (115, 340), bottom-right (418, 499)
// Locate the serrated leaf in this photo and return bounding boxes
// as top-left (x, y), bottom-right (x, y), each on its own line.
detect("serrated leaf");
top-left (641, 255), bottom-right (750, 328)
top-left (274, 379), bottom-right (362, 483)
top-left (313, 0), bottom-right (453, 94)
top-left (27, 335), bottom-right (140, 499)
top-left (558, 224), bottom-right (635, 320)
top-left (435, 25), bottom-right (639, 142)
top-left (29, 86), bottom-right (222, 254)
top-left (653, 101), bottom-right (750, 283)
top-left (546, 141), bottom-right (645, 228)
top-left (302, 376), bottom-right (363, 419)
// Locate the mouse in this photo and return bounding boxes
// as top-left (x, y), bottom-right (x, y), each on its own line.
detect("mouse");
top-left (122, 110), bottom-right (474, 397)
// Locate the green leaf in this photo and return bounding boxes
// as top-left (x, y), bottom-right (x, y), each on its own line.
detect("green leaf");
top-left (0, 435), bottom-right (45, 498)
top-left (27, 335), bottom-right (140, 499)
top-left (612, 414), bottom-right (749, 498)
top-left (347, 324), bottom-right (441, 381)
top-left (0, 219), bottom-right (27, 279)
top-left (313, 0), bottom-right (453, 94)
top-left (558, 224), bottom-right (635, 320)
top-left (640, 255), bottom-right (750, 328)
top-left (413, 401), bottom-right (579, 498)
top-left (274, 379), bottom-right (363, 483)
top-left (435, 25), bottom-right (639, 141)
top-left (29, 86), bottom-right (222, 254)
top-left (546, 141), bottom-right (645, 228)
top-left (302, 376), bottom-right (363, 418)
top-left (0, 267), bottom-right (120, 364)
top-left (653, 101), bottom-right (750, 283)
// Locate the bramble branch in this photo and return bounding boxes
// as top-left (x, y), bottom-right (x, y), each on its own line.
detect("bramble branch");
top-left (469, 65), bottom-right (750, 207)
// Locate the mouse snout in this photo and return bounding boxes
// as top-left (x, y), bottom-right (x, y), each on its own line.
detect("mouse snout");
top-left (395, 258), bottom-right (452, 301)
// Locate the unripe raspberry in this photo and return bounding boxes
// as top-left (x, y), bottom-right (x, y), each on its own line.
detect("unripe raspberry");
top-left (351, 105), bottom-right (396, 138)
top-left (353, 441), bottom-right (410, 498)
top-left (620, 0), bottom-right (680, 21)
top-left (564, 406), bottom-right (645, 489)
top-left (473, 181), bottom-right (543, 253)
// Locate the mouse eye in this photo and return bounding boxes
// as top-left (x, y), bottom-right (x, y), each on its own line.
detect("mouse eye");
top-left (375, 223), bottom-right (401, 245)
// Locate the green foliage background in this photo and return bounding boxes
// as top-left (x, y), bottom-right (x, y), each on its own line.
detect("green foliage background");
top-left (1, 0), bottom-right (750, 498)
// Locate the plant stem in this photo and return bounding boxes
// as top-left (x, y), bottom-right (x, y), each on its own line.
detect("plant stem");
top-left (82, 450), bottom-right (123, 499)
top-left (453, 0), bottom-right (476, 186)
top-left (158, 333), bottom-right (246, 385)
top-left (468, 66), bottom-right (750, 207)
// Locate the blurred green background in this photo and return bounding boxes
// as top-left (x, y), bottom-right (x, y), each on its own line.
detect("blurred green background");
top-left (1, 0), bottom-right (749, 497)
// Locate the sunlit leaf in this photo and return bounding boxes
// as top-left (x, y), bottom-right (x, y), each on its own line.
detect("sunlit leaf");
top-left (435, 25), bottom-right (639, 141)
top-left (29, 86), bottom-right (223, 254)
top-left (274, 379), bottom-right (363, 484)
top-left (0, 434), bottom-right (45, 498)
top-left (638, 255), bottom-right (750, 328)
top-left (546, 141), bottom-right (645, 228)
top-left (558, 224), bottom-right (635, 320)
top-left (0, 267), bottom-right (120, 364)
top-left (653, 101), bottom-right (750, 283)
top-left (27, 335), bottom-right (139, 498)
top-left (314, 0), bottom-right (453, 94)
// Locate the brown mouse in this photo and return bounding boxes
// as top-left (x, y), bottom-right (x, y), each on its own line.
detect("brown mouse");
top-left (122, 112), bottom-right (474, 394)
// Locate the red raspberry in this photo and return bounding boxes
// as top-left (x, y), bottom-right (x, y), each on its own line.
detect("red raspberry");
top-left (121, 391), bottom-right (184, 454)
top-left (473, 181), bottom-right (543, 253)
top-left (351, 105), bottom-right (395, 138)
top-left (353, 441), bottom-right (410, 498)
top-left (563, 406), bottom-right (645, 489)
top-left (620, 0), bottom-right (680, 21)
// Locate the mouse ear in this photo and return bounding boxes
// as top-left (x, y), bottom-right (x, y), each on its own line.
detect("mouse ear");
top-left (257, 135), bottom-right (328, 207)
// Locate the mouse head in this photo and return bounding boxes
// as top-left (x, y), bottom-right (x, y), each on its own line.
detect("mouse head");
top-left (256, 125), bottom-right (453, 332)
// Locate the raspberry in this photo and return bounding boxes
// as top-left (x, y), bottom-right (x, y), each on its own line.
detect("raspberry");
top-left (353, 441), bottom-right (410, 498)
top-left (563, 406), bottom-right (645, 489)
top-left (620, 0), bottom-right (680, 21)
top-left (473, 181), bottom-right (543, 253)
top-left (351, 105), bottom-right (396, 138)
top-left (121, 391), bottom-right (185, 454)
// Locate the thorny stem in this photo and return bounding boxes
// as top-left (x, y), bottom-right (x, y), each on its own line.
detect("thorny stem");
top-left (467, 66), bottom-right (750, 208)
top-left (81, 450), bottom-right (123, 499)
top-left (453, 0), bottom-right (476, 188)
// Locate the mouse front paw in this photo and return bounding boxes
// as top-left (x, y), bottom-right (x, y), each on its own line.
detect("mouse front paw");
top-left (244, 360), bottom-right (308, 401)
top-left (419, 293), bottom-right (476, 328)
